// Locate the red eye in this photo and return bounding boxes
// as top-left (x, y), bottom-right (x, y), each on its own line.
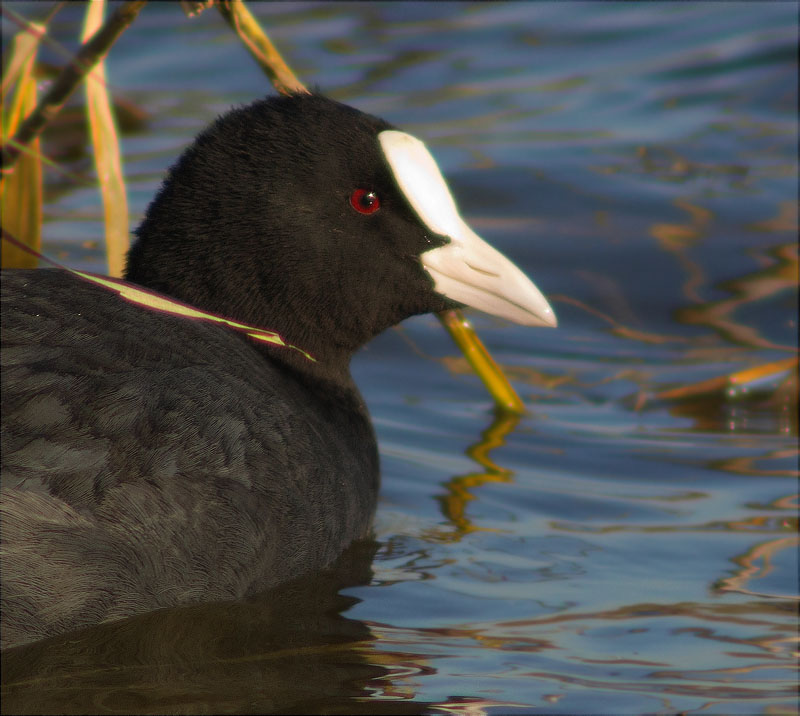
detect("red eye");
top-left (349, 189), bottom-right (380, 215)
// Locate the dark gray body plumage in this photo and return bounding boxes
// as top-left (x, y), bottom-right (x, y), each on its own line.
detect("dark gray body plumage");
top-left (1, 269), bottom-right (378, 648)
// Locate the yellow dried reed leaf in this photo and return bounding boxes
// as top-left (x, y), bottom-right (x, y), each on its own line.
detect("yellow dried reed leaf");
top-left (439, 310), bottom-right (526, 414)
top-left (82, 0), bottom-right (129, 278)
top-left (1, 28), bottom-right (44, 269)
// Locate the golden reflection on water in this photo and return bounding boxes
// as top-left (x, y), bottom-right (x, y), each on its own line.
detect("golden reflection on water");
top-left (544, 189), bottom-right (795, 411)
top-left (512, 194), bottom-right (796, 429)
top-left (710, 448), bottom-right (800, 478)
top-left (676, 241), bottom-right (798, 352)
top-left (716, 532), bottom-right (800, 601)
top-left (366, 598), bottom-right (797, 708)
top-left (661, 196), bottom-right (797, 352)
top-left (650, 197), bottom-right (712, 305)
top-left (435, 410), bottom-right (521, 538)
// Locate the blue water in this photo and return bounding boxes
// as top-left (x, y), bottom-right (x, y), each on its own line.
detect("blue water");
top-left (2, 2), bottom-right (798, 714)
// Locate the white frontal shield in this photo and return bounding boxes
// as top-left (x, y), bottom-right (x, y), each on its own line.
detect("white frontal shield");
top-left (378, 130), bottom-right (557, 327)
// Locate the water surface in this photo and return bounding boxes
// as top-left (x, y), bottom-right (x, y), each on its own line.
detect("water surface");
top-left (1, 2), bottom-right (797, 714)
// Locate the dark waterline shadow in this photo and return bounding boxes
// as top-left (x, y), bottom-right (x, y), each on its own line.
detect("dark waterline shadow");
top-left (0, 539), bottom-right (435, 715)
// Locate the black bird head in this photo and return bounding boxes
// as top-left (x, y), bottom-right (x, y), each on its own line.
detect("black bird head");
top-left (127, 94), bottom-right (555, 371)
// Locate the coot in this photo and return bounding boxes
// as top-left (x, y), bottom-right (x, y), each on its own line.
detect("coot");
top-left (0, 93), bottom-right (556, 648)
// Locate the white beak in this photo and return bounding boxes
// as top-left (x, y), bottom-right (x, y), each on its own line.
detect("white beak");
top-left (378, 130), bottom-right (557, 328)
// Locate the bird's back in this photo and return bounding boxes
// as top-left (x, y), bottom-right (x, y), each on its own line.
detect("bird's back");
top-left (0, 269), bottom-right (379, 648)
